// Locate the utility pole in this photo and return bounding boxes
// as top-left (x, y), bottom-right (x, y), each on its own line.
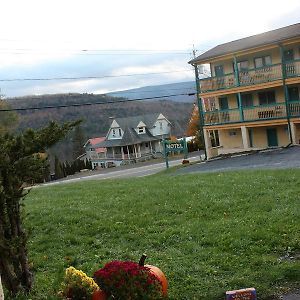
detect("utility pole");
top-left (192, 46), bottom-right (207, 160)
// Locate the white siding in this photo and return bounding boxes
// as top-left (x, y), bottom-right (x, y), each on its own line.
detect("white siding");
top-left (151, 118), bottom-right (170, 136)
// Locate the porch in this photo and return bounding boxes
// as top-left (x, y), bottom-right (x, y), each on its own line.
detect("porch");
top-left (203, 101), bottom-right (300, 126)
top-left (203, 122), bottom-right (299, 159)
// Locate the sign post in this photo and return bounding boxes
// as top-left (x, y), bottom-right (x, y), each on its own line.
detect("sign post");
top-left (162, 138), bottom-right (188, 169)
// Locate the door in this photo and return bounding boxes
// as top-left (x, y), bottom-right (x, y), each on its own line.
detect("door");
top-left (214, 65), bottom-right (224, 77)
top-left (266, 128), bottom-right (278, 147)
top-left (284, 49), bottom-right (294, 61)
top-left (248, 128), bottom-right (253, 148)
top-left (288, 87), bottom-right (299, 101)
top-left (219, 97), bottom-right (228, 110)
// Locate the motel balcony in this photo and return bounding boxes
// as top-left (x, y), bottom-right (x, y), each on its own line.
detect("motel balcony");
top-left (199, 60), bottom-right (300, 93)
top-left (203, 100), bottom-right (300, 126)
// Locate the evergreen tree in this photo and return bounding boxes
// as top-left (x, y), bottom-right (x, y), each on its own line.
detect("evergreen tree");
top-left (54, 155), bottom-right (65, 179)
top-left (72, 125), bottom-right (85, 160)
top-left (0, 120), bottom-right (80, 296)
top-left (0, 100), bottom-right (19, 134)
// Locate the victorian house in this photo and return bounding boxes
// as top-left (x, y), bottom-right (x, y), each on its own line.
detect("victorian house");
top-left (90, 113), bottom-right (171, 168)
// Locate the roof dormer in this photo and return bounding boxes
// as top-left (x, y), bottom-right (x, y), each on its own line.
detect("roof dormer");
top-left (136, 121), bottom-right (146, 134)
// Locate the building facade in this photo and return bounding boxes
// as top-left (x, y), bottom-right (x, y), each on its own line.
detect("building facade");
top-left (92, 113), bottom-right (171, 168)
top-left (189, 23), bottom-right (300, 158)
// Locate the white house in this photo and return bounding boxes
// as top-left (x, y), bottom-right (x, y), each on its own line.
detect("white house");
top-left (94, 113), bottom-right (171, 167)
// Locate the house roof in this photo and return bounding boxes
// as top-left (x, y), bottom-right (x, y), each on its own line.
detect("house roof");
top-left (112, 113), bottom-right (169, 129)
top-left (96, 127), bottom-right (159, 147)
top-left (95, 113), bottom-right (170, 148)
top-left (84, 137), bottom-right (106, 152)
top-left (189, 23), bottom-right (300, 64)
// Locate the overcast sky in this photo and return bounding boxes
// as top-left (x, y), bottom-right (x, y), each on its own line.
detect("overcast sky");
top-left (0, 0), bottom-right (299, 98)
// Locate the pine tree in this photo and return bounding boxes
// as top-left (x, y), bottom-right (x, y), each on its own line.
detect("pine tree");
top-left (72, 125), bottom-right (85, 160)
top-left (0, 120), bottom-right (80, 296)
top-left (0, 100), bottom-right (19, 135)
top-left (54, 155), bottom-right (65, 179)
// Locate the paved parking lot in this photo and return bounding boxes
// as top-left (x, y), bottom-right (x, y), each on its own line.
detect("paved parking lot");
top-left (175, 146), bottom-right (300, 175)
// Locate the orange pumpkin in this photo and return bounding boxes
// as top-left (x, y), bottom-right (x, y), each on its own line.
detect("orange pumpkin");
top-left (92, 289), bottom-right (107, 300)
top-left (139, 254), bottom-right (168, 297)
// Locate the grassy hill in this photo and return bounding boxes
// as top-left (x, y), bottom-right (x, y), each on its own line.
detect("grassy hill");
top-left (6, 169), bottom-right (300, 299)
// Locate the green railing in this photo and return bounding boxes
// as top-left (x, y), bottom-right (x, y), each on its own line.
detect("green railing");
top-left (289, 101), bottom-right (300, 117)
top-left (200, 73), bottom-right (235, 92)
top-left (203, 102), bottom-right (290, 125)
top-left (204, 108), bottom-right (240, 125)
top-left (199, 60), bottom-right (300, 93)
top-left (239, 64), bottom-right (282, 86)
top-left (243, 102), bottom-right (286, 122)
top-left (286, 59), bottom-right (300, 78)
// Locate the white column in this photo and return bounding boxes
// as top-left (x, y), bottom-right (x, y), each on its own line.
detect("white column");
top-left (127, 145), bottom-right (130, 159)
top-left (241, 126), bottom-right (250, 149)
top-left (203, 129), bottom-right (212, 159)
top-left (138, 144), bottom-right (141, 157)
top-left (290, 122), bottom-right (297, 145)
top-left (121, 146), bottom-right (125, 159)
top-left (149, 141), bottom-right (153, 153)
top-left (134, 144), bottom-right (138, 158)
top-left (112, 147), bottom-right (115, 159)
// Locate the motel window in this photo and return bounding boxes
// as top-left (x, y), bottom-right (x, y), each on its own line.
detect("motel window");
top-left (284, 49), bottom-right (294, 62)
top-left (210, 130), bottom-right (220, 148)
top-left (288, 87), bottom-right (299, 101)
top-left (218, 97), bottom-right (228, 110)
top-left (254, 55), bottom-right (272, 68)
top-left (237, 60), bottom-right (249, 71)
top-left (241, 94), bottom-right (253, 107)
top-left (214, 65), bottom-right (224, 77)
top-left (258, 90), bottom-right (276, 105)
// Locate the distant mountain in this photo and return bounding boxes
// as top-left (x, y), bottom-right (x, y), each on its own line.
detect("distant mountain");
top-left (7, 92), bottom-right (194, 162)
top-left (109, 81), bottom-right (196, 103)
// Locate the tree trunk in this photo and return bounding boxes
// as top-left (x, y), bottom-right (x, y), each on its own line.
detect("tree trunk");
top-left (0, 275), bottom-right (4, 300)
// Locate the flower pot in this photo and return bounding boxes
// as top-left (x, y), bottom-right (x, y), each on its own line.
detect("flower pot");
top-left (92, 289), bottom-right (107, 300)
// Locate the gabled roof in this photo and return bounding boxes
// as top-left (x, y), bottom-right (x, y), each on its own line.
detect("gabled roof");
top-left (84, 137), bottom-right (106, 152)
top-left (97, 127), bottom-right (158, 147)
top-left (189, 23), bottom-right (300, 64)
top-left (112, 113), bottom-right (169, 129)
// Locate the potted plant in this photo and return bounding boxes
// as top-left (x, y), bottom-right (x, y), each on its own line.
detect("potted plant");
top-left (60, 266), bottom-right (106, 300)
top-left (94, 257), bottom-right (165, 300)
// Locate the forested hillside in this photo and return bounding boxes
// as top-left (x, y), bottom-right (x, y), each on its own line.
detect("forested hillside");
top-left (7, 93), bottom-right (194, 161)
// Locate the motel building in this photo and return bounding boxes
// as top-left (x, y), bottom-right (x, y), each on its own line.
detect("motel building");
top-left (189, 23), bottom-right (300, 159)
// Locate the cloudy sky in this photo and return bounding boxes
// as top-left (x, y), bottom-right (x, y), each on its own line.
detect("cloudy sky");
top-left (0, 0), bottom-right (299, 98)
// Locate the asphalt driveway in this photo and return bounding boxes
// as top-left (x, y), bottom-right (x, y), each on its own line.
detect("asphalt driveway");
top-left (175, 146), bottom-right (300, 175)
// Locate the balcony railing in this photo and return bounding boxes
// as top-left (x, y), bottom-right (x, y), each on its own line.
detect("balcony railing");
top-left (200, 73), bottom-right (235, 92)
top-left (243, 102), bottom-right (286, 122)
top-left (286, 59), bottom-right (300, 78)
top-left (289, 101), bottom-right (300, 117)
top-left (204, 108), bottom-right (240, 125)
top-left (239, 64), bottom-right (282, 86)
top-left (199, 60), bottom-right (300, 93)
top-left (204, 100), bottom-right (300, 125)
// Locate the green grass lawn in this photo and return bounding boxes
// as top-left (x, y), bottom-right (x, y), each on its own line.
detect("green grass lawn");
top-left (7, 169), bottom-right (300, 299)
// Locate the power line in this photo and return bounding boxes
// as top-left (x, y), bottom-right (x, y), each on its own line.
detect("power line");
top-left (0, 69), bottom-right (193, 82)
top-left (0, 92), bottom-right (196, 112)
